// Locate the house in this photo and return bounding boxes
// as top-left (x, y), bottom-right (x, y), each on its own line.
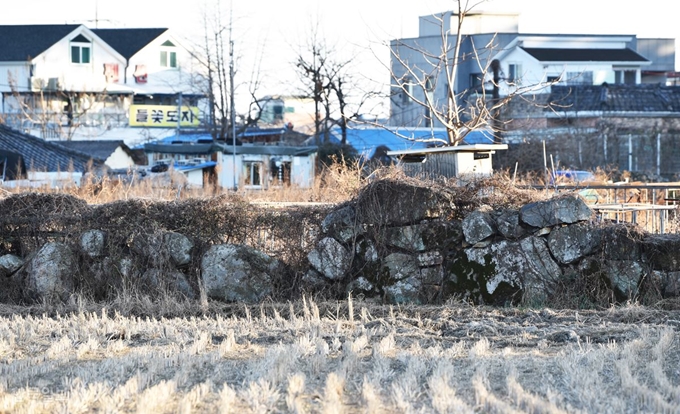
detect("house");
top-left (326, 124), bottom-right (495, 161)
top-left (0, 24), bottom-right (202, 141)
top-left (0, 124), bottom-right (101, 186)
top-left (52, 140), bottom-right (143, 169)
top-left (142, 133), bottom-right (318, 189)
top-left (387, 144), bottom-right (508, 179)
top-left (497, 83), bottom-right (680, 177)
top-left (256, 96), bottom-right (318, 135)
top-left (390, 9), bottom-right (675, 129)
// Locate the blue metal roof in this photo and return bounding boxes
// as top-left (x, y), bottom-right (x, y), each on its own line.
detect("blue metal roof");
top-left (329, 127), bottom-right (495, 159)
top-left (174, 161), bottom-right (217, 172)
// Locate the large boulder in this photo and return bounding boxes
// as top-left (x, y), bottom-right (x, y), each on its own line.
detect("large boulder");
top-left (519, 194), bottom-right (592, 228)
top-left (641, 234), bottom-right (680, 271)
top-left (548, 222), bottom-right (602, 264)
top-left (354, 180), bottom-right (453, 226)
top-left (308, 237), bottom-right (352, 280)
top-left (382, 252), bottom-right (420, 282)
top-left (321, 205), bottom-right (359, 243)
top-left (465, 237), bottom-right (562, 303)
top-left (462, 209), bottom-right (496, 244)
top-left (201, 244), bottom-right (279, 303)
top-left (142, 268), bottom-right (195, 299)
top-left (24, 242), bottom-right (76, 301)
top-left (602, 260), bottom-right (646, 300)
top-left (386, 224), bottom-right (427, 252)
top-left (495, 210), bottom-right (527, 239)
top-left (600, 224), bottom-right (643, 261)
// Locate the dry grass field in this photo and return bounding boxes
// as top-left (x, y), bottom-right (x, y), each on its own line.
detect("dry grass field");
top-left (2, 165), bottom-right (680, 413)
top-left (0, 296), bottom-right (679, 413)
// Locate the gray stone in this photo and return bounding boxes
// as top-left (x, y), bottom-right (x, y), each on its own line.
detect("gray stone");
top-left (662, 271), bottom-right (680, 297)
top-left (419, 266), bottom-right (444, 285)
top-left (641, 234), bottom-right (680, 271)
top-left (201, 244), bottom-right (278, 303)
top-left (519, 194), bottom-right (593, 228)
top-left (355, 181), bottom-right (453, 226)
top-left (163, 232), bottom-right (194, 266)
top-left (383, 276), bottom-right (422, 304)
top-left (548, 223), bottom-right (601, 264)
top-left (142, 268), bottom-right (196, 299)
top-left (601, 260), bottom-right (645, 299)
top-left (466, 237), bottom-right (562, 301)
top-left (301, 270), bottom-right (328, 289)
top-left (383, 253), bottom-right (419, 281)
top-left (321, 205), bottom-right (359, 243)
top-left (386, 225), bottom-right (427, 252)
top-left (347, 276), bottom-right (375, 293)
top-left (80, 230), bottom-right (106, 258)
top-left (602, 224), bottom-right (642, 261)
top-left (417, 251), bottom-right (443, 267)
top-left (496, 210), bottom-right (527, 239)
top-left (308, 237), bottom-right (352, 280)
top-left (462, 210), bottom-right (496, 244)
top-left (0, 254), bottom-right (23, 277)
top-left (24, 242), bottom-right (76, 301)
top-left (355, 238), bottom-right (378, 263)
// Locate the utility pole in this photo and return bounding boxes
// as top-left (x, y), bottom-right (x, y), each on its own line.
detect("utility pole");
top-left (229, 1), bottom-right (237, 191)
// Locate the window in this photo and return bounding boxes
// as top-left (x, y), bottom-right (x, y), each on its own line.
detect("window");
top-left (401, 76), bottom-right (413, 105)
top-left (424, 75), bottom-right (435, 127)
top-left (160, 40), bottom-right (177, 68)
top-left (615, 70), bottom-right (636, 85)
top-left (470, 73), bottom-right (483, 88)
top-left (507, 63), bottom-right (522, 85)
top-left (566, 71), bottom-right (593, 85)
top-left (70, 34), bottom-right (91, 64)
top-left (244, 161), bottom-right (262, 187)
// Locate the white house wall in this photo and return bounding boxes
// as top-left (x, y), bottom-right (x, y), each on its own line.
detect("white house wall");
top-left (496, 47), bottom-right (638, 96)
top-left (104, 147), bottom-right (136, 169)
top-left (125, 34), bottom-right (196, 95)
top-left (217, 152), bottom-right (316, 190)
top-left (33, 27), bottom-right (125, 92)
top-left (0, 63), bottom-right (31, 93)
top-left (292, 155), bottom-right (315, 188)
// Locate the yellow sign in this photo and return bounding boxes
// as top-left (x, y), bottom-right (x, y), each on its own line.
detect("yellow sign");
top-left (129, 105), bottom-right (200, 127)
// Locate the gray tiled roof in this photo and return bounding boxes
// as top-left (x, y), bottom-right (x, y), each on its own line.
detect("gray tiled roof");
top-left (521, 48), bottom-right (648, 63)
top-left (0, 125), bottom-right (101, 172)
top-left (548, 84), bottom-right (680, 113)
top-left (52, 140), bottom-right (128, 162)
top-left (0, 24), bottom-right (81, 62)
top-left (91, 28), bottom-right (167, 59)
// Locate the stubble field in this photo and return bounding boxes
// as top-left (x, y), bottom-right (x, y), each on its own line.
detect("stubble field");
top-left (1, 298), bottom-right (679, 413)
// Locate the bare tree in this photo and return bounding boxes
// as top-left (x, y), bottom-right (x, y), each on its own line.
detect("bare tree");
top-left (3, 72), bottom-right (120, 140)
top-left (189, 1), bottom-right (269, 142)
top-left (294, 24), bottom-right (373, 146)
top-left (389, 0), bottom-right (555, 146)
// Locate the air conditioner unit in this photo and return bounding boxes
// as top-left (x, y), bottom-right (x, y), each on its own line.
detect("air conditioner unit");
top-left (46, 78), bottom-right (61, 91)
top-left (30, 77), bottom-right (45, 91)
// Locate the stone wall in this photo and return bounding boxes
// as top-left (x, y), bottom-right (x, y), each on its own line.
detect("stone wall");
top-left (2, 185), bottom-right (680, 307)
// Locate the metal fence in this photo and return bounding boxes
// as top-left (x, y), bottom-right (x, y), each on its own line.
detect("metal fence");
top-left (544, 183), bottom-right (680, 234)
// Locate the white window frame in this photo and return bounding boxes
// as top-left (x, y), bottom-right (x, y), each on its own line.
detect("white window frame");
top-left (70, 36), bottom-right (91, 65)
top-left (243, 161), bottom-right (263, 188)
top-left (160, 41), bottom-right (178, 68)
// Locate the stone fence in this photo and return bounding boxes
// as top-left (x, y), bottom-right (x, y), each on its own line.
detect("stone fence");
top-left (2, 186), bottom-right (680, 307)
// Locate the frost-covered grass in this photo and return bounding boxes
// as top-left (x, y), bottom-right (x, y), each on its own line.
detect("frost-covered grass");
top-left (0, 298), bottom-right (679, 413)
